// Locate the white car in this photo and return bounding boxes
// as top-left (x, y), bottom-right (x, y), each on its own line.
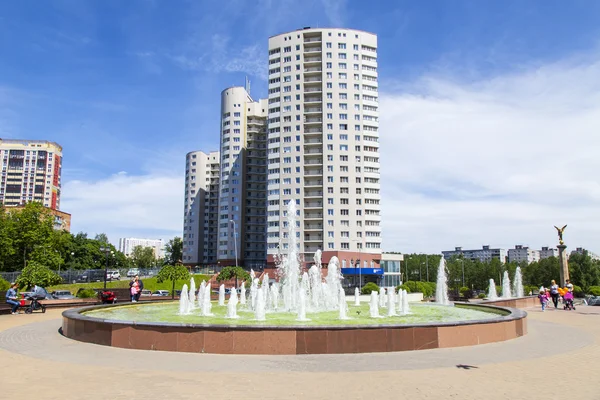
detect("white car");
top-left (106, 270), bottom-right (121, 281)
top-left (126, 269), bottom-right (140, 277)
top-left (151, 290), bottom-right (170, 297)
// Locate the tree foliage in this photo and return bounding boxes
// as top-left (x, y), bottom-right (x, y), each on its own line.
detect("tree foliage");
top-left (15, 261), bottom-right (62, 289)
top-left (156, 264), bottom-right (190, 299)
top-left (130, 245), bottom-right (156, 269)
top-left (164, 237), bottom-right (183, 266)
top-left (361, 282), bottom-right (379, 295)
top-left (216, 266), bottom-right (250, 283)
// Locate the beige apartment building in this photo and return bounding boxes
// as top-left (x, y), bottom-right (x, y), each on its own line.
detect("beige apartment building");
top-left (183, 150), bottom-right (220, 265)
top-left (217, 87), bottom-right (268, 269)
top-left (0, 139), bottom-right (63, 210)
top-left (266, 28), bottom-right (382, 272)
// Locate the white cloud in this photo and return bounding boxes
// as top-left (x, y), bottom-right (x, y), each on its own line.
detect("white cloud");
top-left (320, 0), bottom-right (347, 27)
top-left (379, 54), bottom-right (600, 254)
top-left (60, 172), bottom-right (183, 245)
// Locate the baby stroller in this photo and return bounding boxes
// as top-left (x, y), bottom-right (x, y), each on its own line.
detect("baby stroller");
top-left (100, 290), bottom-right (117, 304)
top-left (563, 291), bottom-right (575, 311)
top-left (24, 293), bottom-right (47, 314)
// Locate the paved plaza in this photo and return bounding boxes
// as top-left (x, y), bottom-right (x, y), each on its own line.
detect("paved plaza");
top-left (0, 305), bottom-right (599, 399)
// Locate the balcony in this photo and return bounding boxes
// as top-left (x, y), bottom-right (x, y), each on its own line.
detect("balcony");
top-left (304, 223), bottom-right (323, 231)
top-left (303, 169), bottom-right (322, 176)
top-left (304, 179), bottom-right (322, 187)
top-left (304, 67), bottom-right (322, 74)
top-left (304, 147), bottom-right (322, 155)
top-left (304, 190), bottom-right (323, 198)
top-left (304, 118), bottom-right (322, 125)
top-left (304, 77), bottom-right (322, 83)
top-left (303, 47), bottom-right (322, 53)
top-left (304, 213), bottom-right (323, 220)
top-left (304, 235), bottom-right (323, 242)
top-left (304, 159), bottom-right (323, 166)
top-left (304, 201), bottom-right (323, 209)
top-left (304, 139), bottom-right (322, 147)
top-left (304, 87), bottom-right (322, 94)
top-left (303, 36), bottom-right (321, 43)
top-left (304, 96), bottom-right (322, 104)
top-left (304, 107), bottom-right (322, 114)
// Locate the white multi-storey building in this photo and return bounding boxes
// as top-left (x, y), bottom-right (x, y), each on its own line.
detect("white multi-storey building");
top-left (540, 246), bottom-right (559, 259)
top-left (266, 27), bottom-right (382, 274)
top-left (0, 139), bottom-right (63, 210)
top-left (571, 247), bottom-right (600, 261)
top-left (217, 87), bottom-right (268, 269)
top-left (442, 246), bottom-right (508, 264)
top-left (507, 245), bottom-right (541, 264)
top-left (183, 150), bottom-right (220, 265)
top-left (118, 238), bottom-right (164, 259)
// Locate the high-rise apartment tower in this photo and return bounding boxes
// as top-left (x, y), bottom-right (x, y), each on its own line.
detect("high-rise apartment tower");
top-left (266, 28), bottom-right (382, 273)
top-left (0, 139), bottom-right (63, 210)
top-left (183, 150), bottom-right (220, 265)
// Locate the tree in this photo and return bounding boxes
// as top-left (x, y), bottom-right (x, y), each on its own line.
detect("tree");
top-left (216, 266), bottom-right (250, 287)
top-left (156, 264), bottom-right (190, 299)
top-left (164, 237), bottom-right (183, 265)
top-left (94, 233), bottom-right (109, 244)
top-left (16, 261), bottom-right (62, 289)
top-left (130, 245), bottom-right (156, 269)
top-left (0, 205), bottom-right (16, 271)
top-left (568, 251), bottom-right (600, 291)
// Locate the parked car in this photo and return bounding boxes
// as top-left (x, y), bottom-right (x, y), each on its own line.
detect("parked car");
top-left (106, 270), bottom-right (121, 281)
top-left (140, 289), bottom-right (152, 297)
top-left (127, 268), bottom-right (140, 278)
top-left (76, 270), bottom-right (105, 283)
top-left (51, 290), bottom-right (76, 300)
top-left (151, 290), bottom-right (170, 297)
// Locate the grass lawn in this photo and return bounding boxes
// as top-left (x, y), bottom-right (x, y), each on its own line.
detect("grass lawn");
top-left (48, 274), bottom-right (213, 294)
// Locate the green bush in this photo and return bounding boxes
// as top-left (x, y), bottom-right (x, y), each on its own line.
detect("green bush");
top-left (588, 286), bottom-right (600, 296)
top-left (76, 288), bottom-right (97, 298)
top-left (396, 284), bottom-right (411, 293)
top-left (361, 282), bottom-right (380, 295)
top-left (404, 281), bottom-right (420, 293)
top-left (0, 277), bottom-right (10, 292)
top-left (459, 286), bottom-right (473, 298)
top-left (478, 293), bottom-right (486, 299)
top-left (523, 285), bottom-right (538, 296)
top-left (572, 284), bottom-right (584, 298)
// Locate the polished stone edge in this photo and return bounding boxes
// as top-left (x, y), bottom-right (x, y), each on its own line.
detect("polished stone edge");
top-left (62, 303), bottom-right (525, 330)
top-left (61, 303), bottom-right (527, 355)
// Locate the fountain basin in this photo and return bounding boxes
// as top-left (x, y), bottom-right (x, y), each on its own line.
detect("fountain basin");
top-left (62, 303), bottom-right (527, 355)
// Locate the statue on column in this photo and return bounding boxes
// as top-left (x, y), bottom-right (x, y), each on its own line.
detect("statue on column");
top-left (554, 225), bottom-right (567, 245)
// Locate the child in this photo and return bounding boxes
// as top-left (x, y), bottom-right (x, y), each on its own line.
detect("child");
top-left (538, 289), bottom-right (549, 311)
top-left (130, 280), bottom-right (139, 302)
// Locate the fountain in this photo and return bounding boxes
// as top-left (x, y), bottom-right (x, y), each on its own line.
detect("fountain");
top-left (218, 284), bottom-right (226, 306)
top-left (197, 281), bottom-right (205, 309)
top-left (379, 287), bottom-right (386, 308)
top-left (188, 278), bottom-right (196, 310)
top-left (179, 284), bottom-right (190, 315)
top-left (369, 291), bottom-right (381, 318)
top-left (386, 288), bottom-right (396, 317)
top-left (402, 289), bottom-right (411, 314)
top-left (226, 286), bottom-right (239, 319)
top-left (487, 279), bottom-right (498, 300)
top-left (436, 258), bottom-right (450, 305)
top-left (254, 287), bottom-right (266, 321)
top-left (397, 288), bottom-right (404, 314)
top-left (200, 282), bottom-right (213, 316)
top-left (513, 267), bottom-right (524, 298)
top-left (240, 281), bottom-right (246, 305)
top-left (297, 288), bottom-right (309, 321)
top-left (69, 199), bottom-right (527, 355)
top-left (338, 287), bottom-right (349, 320)
top-left (502, 271), bottom-right (512, 299)
top-left (354, 287), bottom-right (360, 306)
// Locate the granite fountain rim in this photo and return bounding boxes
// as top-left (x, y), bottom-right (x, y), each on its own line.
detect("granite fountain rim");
top-left (63, 302), bottom-right (527, 331)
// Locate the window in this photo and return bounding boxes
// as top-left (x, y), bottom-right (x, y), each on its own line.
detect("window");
top-left (338, 43), bottom-right (346, 49)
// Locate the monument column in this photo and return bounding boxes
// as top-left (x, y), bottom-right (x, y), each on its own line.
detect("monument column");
top-left (557, 244), bottom-right (569, 287)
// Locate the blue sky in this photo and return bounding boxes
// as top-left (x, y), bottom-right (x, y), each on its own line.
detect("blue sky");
top-left (1, 0), bottom-right (600, 252)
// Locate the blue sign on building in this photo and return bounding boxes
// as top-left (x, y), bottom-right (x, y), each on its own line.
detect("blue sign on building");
top-left (341, 268), bottom-right (384, 276)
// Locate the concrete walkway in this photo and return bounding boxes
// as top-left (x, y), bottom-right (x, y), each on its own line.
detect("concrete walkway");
top-left (0, 306), bottom-right (599, 399)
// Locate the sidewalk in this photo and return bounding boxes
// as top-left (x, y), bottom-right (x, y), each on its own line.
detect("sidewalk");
top-left (0, 306), bottom-right (599, 399)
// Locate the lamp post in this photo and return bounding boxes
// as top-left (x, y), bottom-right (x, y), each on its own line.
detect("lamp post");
top-left (460, 258), bottom-right (465, 287)
top-left (99, 247), bottom-right (114, 290)
top-left (353, 239), bottom-right (362, 292)
top-left (230, 220), bottom-right (239, 287)
top-left (426, 254), bottom-right (429, 282)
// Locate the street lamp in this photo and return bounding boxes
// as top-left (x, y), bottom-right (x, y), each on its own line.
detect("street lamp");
top-left (353, 239), bottom-right (362, 292)
top-left (99, 247), bottom-right (114, 290)
top-left (229, 219), bottom-right (239, 288)
top-left (459, 258), bottom-right (465, 287)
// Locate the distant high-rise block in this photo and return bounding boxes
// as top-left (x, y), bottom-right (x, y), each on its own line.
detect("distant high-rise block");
top-left (0, 139), bottom-right (63, 210)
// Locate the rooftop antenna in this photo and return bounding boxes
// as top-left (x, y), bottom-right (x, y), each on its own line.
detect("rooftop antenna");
top-left (245, 76), bottom-right (251, 96)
